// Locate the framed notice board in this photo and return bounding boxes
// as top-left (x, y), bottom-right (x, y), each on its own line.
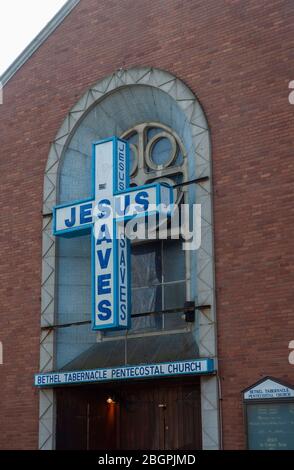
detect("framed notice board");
top-left (243, 377), bottom-right (294, 450)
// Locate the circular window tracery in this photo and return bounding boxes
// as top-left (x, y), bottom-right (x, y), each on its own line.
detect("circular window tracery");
top-left (121, 122), bottom-right (187, 204)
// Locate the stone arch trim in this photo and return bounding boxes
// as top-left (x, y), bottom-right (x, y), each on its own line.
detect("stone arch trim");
top-left (40, 67), bottom-right (219, 449)
top-left (43, 67), bottom-right (209, 214)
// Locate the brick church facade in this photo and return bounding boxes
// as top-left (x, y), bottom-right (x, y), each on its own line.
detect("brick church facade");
top-left (0, 0), bottom-right (293, 450)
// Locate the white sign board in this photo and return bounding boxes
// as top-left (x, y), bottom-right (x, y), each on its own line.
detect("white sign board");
top-left (244, 378), bottom-right (294, 400)
top-left (35, 359), bottom-right (214, 387)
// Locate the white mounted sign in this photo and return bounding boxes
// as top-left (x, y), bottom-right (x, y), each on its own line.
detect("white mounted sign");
top-left (53, 137), bottom-right (173, 331)
top-left (35, 359), bottom-right (214, 387)
top-left (244, 378), bottom-right (294, 400)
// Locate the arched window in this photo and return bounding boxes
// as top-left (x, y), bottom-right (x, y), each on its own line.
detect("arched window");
top-left (56, 84), bottom-right (195, 367)
top-left (40, 68), bottom-right (218, 450)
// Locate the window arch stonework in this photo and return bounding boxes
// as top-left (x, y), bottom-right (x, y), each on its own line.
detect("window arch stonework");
top-left (40, 67), bottom-right (219, 450)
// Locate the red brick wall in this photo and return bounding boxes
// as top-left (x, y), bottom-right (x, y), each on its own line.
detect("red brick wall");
top-left (0, 0), bottom-right (293, 449)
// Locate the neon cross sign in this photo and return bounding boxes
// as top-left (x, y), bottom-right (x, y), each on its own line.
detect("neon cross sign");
top-left (53, 137), bottom-right (173, 331)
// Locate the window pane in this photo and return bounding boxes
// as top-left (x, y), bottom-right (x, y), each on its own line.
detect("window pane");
top-left (132, 286), bottom-right (162, 315)
top-left (56, 324), bottom-right (97, 369)
top-left (132, 313), bottom-right (163, 333)
top-left (58, 257), bottom-right (91, 286)
top-left (164, 282), bottom-right (186, 309)
top-left (58, 235), bottom-right (91, 257)
top-left (57, 285), bottom-right (91, 324)
top-left (147, 127), bottom-right (161, 140)
top-left (163, 239), bottom-right (185, 282)
top-left (131, 286), bottom-right (163, 332)
top-left (151, 137), bottom-right (172, 166)
top-left (131, 242), bottom-right (162, 287)
top-left (163, 282), bottom-right (186, 330)
top-left (57, 235), bottom-right (91, 325)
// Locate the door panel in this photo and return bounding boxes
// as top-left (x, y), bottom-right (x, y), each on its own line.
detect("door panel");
top-left (56, 388), bottom-right (87, 450)
top-left (56, 387), bottom-right (119, 450)
top-left (88, 393), bottom-right (119, 450)
top-left (119, 382), bottom-right (161, 449)
top-left (165, 382), bottom-right (202, 450)
top-left (56, 377), bottom-right (201, 450)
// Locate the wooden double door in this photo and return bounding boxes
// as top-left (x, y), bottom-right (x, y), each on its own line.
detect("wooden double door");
top-left (56, 377), bottom-right (202, 450)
